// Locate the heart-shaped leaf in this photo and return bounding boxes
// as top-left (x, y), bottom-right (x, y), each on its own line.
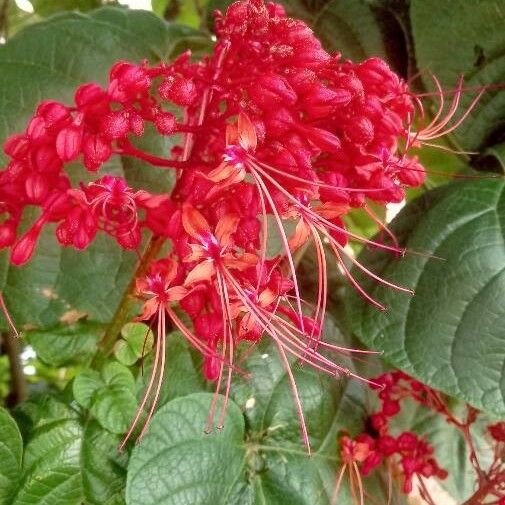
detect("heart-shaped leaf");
top-left (126, 393), bottom-right (247, 505)
top-left (127, 335), bottom-right (397, 505)
top-left (347, 179), bottom-right (505, 416)
top-left (114, 323), bottom-right (154, 366)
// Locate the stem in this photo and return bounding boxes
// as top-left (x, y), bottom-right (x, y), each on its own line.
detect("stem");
top-left (462, 477), bottom-right (501, 505)
top-left (1, 331), bottom-right (27, 406)
top-left (116, 139), bottom-right (188, 169)
top-left (92, 236), bottom-right (164, 369)
top-left (0, 0), bottom-right (9, 39)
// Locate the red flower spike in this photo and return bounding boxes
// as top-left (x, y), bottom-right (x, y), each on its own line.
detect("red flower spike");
top-left (0, 0), bottom-right (490, 452)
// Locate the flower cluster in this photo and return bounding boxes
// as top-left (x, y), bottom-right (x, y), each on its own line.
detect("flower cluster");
top-left (337, 371), bottom-right (447, 501)
top-left (0, 0), bottom-right (451, 447)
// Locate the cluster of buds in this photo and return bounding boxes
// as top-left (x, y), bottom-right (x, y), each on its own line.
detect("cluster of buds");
top-left (338, 371), bottom-right (447, 500)
top-left (1, 0), bottom-right (469, 448)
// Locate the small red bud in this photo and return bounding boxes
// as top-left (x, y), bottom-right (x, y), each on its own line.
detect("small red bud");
top-left (11, 224), bottom-right (43, 265)
top-left (0, 221), bottom-right (17, 248)
top-left (158, 76), bottom-right (197, 106)
top-left (56, 125), bottom-right (83, 162)
top-left (155, 112), bottom-right (177, 135)
top-left (100, 111), bottom-right (130, 140)
top-left (4, 134), bottom-right (30, 159)
top-left (25, 173), bottom-right (49, 202)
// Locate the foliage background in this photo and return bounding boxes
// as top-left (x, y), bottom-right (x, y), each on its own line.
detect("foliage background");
top-left (0, 0), bottom-right (503, 504)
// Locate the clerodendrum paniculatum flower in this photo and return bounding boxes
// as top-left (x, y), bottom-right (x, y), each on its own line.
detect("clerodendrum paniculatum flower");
top-left (0, 0), bottom-right (484, 451)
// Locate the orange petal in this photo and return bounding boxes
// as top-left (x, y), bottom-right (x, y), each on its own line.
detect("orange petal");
top-left (206, 162), bottom-right (237, 182)
top-left (238, 112), bottom-right (257, 151)
top-left (288, 219), bottom-right (311, 251)
top-left (239, 313), bottom-right (254, 336)
top-left (166, 286), bottom-right (189, 302)
top-left (183, 243), bottom-right (206, 263)
top-left (316, 202), bottom-right (350, 219)
top-left (136, 298), bottom-right (159, 321)
top-left (259, 288), bottom-right (276, 307)
top-left (184, 260), bottom-right (216, 285)
top-left (163, 257), bottom-right (179, 285)
top-left (182, 203), bottom-right (210, 239)
top-left (224, 252), bottom-right (257, 271)
top-left (226, 123), bottom-right (238, 145)
top-left (228, 301), bottom-right (244, 319)
top-left (215, 214), bottom-right (240, 247)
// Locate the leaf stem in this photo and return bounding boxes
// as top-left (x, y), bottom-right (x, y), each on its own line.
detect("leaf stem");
top-left (92, 236), bottom-right (164, 369)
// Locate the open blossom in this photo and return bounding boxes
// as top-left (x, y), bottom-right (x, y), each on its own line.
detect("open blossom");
top-left (0, 0), bottom-right (482, 449)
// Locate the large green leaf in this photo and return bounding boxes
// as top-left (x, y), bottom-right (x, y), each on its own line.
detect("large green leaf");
top-left (10, 395), bottom-right (128, 505)
top-left (0, 408), bottom-right (23, 504)
top-left (25, 320), bottom-right (104, 366)
top-left (411, 0), bottom-right (505, 151)
top-left (0, 8), bottom-right (208, 330)
top-left (13, 403), bottom-right (83, 505)
top-left (126, 335), bottom-right (397, 505)
top-left (126, 393), bottom-right (248, 505)
top-left (347, 179), bottom-right (505, 416)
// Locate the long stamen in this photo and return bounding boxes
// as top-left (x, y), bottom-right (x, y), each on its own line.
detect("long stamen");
top-left (250, 169), bottom-right (306, 334)
top-left (256, 159), bottom-right (391, 194)
top-left (0, 292), bottom-right (18, 336)
top-left (331, 464), bottom-right (348, 505)
top-left (352, 461), bottom-right (365, 505)
top-left (275, 338), bottom-right (311, 454)
top-left (216, 271), bottom-right (234, 429)
top-left (138, 310), bottom-right (166, 441)
top-left (119, 307), bottom-right (162, 450)
top-left (251, 160), bottom-right (407, 255)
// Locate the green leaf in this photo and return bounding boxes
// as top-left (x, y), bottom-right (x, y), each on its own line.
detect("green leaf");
top-left (81, 420), bottom-right (128, 505)
top-left (74, 361), bottom-right (137, 433)
top-left (30, 0), bottom-right (102, 17)
top-left (347, 179), bottom-right (505, 416)
top-left (127, 336), bottom-right (396, 505)
top-left (411, 0), bottom-right (505, 151)
top-left (114, 322), bottom-right (154, 366)
top-left (11, 395), bottom-right (129, 505)
top-left (25, 320), bottom-right (104, 366)
top-left (126, 393), bottom-right (247, 505)
top-left (136, 331), bottom-right (205, 406)
top-left (0, 408), bottom-right (23, 504)
top-left (0, 7), bottom-right (208, 331)
top-left (14, 414), bottom-right (83, 505)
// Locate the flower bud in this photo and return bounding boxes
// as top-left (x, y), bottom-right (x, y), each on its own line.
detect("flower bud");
top-left (100, 111), bottom-right (130, 140)
top-left (11, 224), bottom-right (43, 265)
top-left (0, 220), bottom-right (17, 248)
top-left (4, 134), bottom-right (30, 159)
top-left (36, 101), bottom-right (70, 129)
top-left (25, 173), bottom-right (49, 202)
top-left (158, 76), bottom-right (197, 106)
top-left (56, 125), bottom-right (83, 162)
top-left (154, 112), bottom-right (177, 135)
